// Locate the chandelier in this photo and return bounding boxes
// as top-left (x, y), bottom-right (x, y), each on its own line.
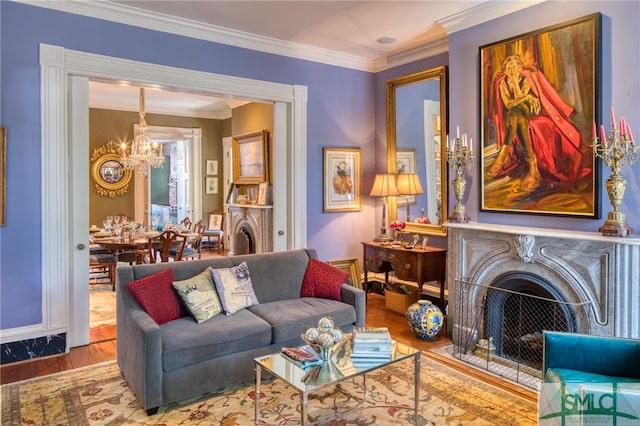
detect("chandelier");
top-left (120, 88), bottom-right (165, 176)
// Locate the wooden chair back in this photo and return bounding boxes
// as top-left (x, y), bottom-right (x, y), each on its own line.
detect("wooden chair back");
top-left (148, 230), bottom-right (187, 263)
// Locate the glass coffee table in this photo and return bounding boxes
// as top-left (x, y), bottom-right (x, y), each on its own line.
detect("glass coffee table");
top-left (254, 339), bottom-right (421, 425)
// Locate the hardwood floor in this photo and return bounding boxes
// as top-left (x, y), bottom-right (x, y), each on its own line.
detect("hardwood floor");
top-left (0, 277), bottom-right (537, 404)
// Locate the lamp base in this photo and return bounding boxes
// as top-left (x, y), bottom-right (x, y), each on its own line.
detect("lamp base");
top-left (599, 211), bottom-right (634, 237)
top-left (374, 232), bottom-right (393, 242)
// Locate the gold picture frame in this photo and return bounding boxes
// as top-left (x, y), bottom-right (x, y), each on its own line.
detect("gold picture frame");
top-left (90, 140), bottom-right (132, 198)
top-left (232, 130), bottom-right (269, 184)
top-left (326, 258), bottom-right (362, 290)
top-left (323, 147), bottom-right (363, 212)
top-left (1, 126), bottom-right (6, 226)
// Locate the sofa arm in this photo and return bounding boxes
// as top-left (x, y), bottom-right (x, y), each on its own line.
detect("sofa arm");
top-left (543, 331), bottom-right (640, 380)
top-left (341, 284), bottom-right (366, 327)
top-left (116, 289), bottom-right (164, 411)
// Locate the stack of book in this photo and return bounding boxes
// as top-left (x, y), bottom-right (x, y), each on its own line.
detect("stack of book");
top-left (351, 327), bottom-right (393, 368)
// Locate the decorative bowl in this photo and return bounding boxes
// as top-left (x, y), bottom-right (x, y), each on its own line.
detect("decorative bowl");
top-left (301, 333), bottom-right (350, 361)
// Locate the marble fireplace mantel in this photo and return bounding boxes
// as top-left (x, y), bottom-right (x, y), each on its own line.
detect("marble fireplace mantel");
top-left (446, 222), bottom-right (640, 338)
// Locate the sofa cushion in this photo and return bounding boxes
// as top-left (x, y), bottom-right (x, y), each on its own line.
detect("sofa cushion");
top-left (211, 261), bottom-right (259, 315)
top-left (126, 268), bottom-right (188, 325)
top-left (172, 267), bottom-right (223, 323)
top-left (161, 309), bottom-right (272, 371)
top-left (248, 296), bottom-right (357, 344)
top-left (301, 259), bottom-right (350, 301)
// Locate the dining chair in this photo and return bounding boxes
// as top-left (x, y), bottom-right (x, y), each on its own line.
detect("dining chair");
top-left (147, 230), bottom-right (187, 263)
top-left (89, 245), bottom-right (117, 290)
top-left (179, 216), bottom-right (192, 231)
top-left (202, 210), bottom-right (224, 253)
top-left (172, 220), bottom-right (205, 261)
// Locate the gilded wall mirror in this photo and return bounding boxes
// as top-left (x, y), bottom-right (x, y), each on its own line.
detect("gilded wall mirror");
top-left (387, 66), bottom-right (448, 236)
top-left (90, 140), bottom-right (132, 198)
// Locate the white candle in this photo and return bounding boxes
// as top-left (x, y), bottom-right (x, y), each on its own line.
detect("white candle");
top-left (469, 138), bottom-right (473, 153)
top-left (457, 126), bottom-right (460, 139)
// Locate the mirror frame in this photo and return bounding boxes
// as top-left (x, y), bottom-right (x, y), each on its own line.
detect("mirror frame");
top-left (90, 139), bottom-right (132, 198)
top-left (387, 66), bottom-right (448, 237)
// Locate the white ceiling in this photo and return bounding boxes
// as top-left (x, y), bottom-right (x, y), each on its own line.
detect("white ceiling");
top-left (53, 0), bottom-right (541, 118)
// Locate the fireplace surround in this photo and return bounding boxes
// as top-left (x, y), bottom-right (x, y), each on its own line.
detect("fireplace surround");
top-left (227, 204), bottom-right (273, 256)
top-left (447, 222), bottom-right (640, 340)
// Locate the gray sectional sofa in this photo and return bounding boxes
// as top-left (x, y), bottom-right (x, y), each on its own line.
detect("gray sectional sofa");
top-left (116, 248), bottom-right (366, 414)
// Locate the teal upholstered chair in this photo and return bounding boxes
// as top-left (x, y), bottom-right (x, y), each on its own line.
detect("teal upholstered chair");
top-left (540, 331), bottom-right (640, 423)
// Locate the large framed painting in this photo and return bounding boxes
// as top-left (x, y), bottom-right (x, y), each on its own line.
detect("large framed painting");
top-left (479, 14), bottom-right (601, 217)
top-left (323, 147), bottom-right (362, 212)
top-left (232, 130), bottom-right (269, 184)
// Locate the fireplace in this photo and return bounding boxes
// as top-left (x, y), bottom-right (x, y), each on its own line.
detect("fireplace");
top-left (447, 222), bottom-right (640, 386)
top-left (227, 204), bottom-right (273, 256)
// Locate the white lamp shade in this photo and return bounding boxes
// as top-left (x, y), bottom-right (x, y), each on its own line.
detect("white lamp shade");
top-left (369, 174), bottom-right (399, 197)
top-left (396, 173), bottom-right (424, 196)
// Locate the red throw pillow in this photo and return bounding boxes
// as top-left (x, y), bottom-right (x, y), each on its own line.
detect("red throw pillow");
top-left (301, 258), bottom-right (350, 301)
top-left (126, 268), bottom-right (188, 325)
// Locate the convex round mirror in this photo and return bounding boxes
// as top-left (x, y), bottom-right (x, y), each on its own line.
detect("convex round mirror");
top-left (387, 66), bottom-right (448, 236)
top-left (91, 140), bottom-right (132, 198)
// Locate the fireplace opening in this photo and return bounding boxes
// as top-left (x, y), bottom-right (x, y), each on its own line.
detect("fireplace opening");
top-left (234, 225), bottom-right (255, 255)
top-left (484, 273), bottom-right (577, 371)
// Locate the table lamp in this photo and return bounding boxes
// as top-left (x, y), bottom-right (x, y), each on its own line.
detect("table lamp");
top-left (396, 173), bottom-right (424, 222)
top-left (369, 174), bottom-right (399, 242)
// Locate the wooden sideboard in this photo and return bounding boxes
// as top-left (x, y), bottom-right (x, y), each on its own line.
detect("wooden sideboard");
top-left (361, 241), bottom-right (447, 309)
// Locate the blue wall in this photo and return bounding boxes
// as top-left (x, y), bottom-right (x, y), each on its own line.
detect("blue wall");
top-left (1, 1), bottom-right (639, 340)
top-left (448, 1), bottom-right (640, 232)
top-left (0, 2), bottom-right (375, 330)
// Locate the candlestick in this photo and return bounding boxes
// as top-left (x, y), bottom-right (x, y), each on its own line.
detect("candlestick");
top-left (446, 130), bottom-right (475, 223)
top-left (591, 113), bottom-right (638, 237)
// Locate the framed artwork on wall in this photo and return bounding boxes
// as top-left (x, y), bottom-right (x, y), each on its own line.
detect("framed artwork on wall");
top-left (205, 176), bottom-right (218, 194)
top-left (396, 149), bottom-right (416, 206)
top-left (479, 13), bottom-right (601, 218)
top-left (206, 160), bottom-right (218, 176)
top-left (323, 147), bottom-right (362, 212)
top-left (325, 258), bottom-right (362, 290)
top-left (232, 130), bottom-right (269, 184)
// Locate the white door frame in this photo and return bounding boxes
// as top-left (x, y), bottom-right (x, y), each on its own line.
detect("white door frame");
top-left (30, 44), bottom-right (307, 348)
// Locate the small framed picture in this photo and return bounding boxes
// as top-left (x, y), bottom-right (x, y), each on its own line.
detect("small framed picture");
top-left (205, 176), bottom-right (218, 194)
top-left (206, 159), bottom-right (218, 176)
top-left (325, 258), bottom-right (362, 290)
top-left (323, 147), bottom-right (362, 212)
top-left (257, 181), bottom-right (269, 206)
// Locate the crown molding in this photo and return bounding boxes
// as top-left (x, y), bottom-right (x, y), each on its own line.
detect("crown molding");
top-left (438, 0), bottom-right (546, 34)
top-left (17, 0), bottom-right (544, 72)
top-left (16, 0), bottom-right (375, 71)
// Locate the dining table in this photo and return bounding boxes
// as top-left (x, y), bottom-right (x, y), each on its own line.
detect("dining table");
top-left (90, 230), bottom-right (200, 264)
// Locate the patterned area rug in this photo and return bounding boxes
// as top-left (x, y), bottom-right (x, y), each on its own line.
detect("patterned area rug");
top-left (89, 285), bottom-right (116, 327)
top-left (1, 356), bottom-right (537, 425)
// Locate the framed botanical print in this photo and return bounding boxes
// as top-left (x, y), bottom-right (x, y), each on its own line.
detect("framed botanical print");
top-left (323, 147), bottom-right (362, 212)
top-left (206, 159), bottom-right (218, 176)
top-left (205, 176), bottom-right (218, 194)
top-left (479, 14), bottom-right (601, 218)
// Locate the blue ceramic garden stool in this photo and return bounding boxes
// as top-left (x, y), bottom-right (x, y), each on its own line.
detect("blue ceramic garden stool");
top-left (406, 300), bottom-right (443, 340)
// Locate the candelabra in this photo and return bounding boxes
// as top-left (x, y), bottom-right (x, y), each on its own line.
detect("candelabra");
top-left (591, 110), bottom-right (638, 236)
top-left (446, 129), bottom-right (475, 223)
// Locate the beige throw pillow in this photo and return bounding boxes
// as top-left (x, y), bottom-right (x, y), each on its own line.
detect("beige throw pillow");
top-left (172, 267), bottom-right (223, 323)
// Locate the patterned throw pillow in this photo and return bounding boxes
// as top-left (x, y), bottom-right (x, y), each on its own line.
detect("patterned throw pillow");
top-left (172, 267), bottom-right (224, 323)
top-left (300, 258), bottom-right (350, 301)
top-left (210, 261), bottom-right (259, 315)
top-left (125, 268), bottom-right (188, 325)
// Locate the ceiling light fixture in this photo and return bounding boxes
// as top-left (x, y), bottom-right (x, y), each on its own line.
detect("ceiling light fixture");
top-left (376, 36), bottom-right (397, 44)
top-left (120, 88), bottom-right (165, 176)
